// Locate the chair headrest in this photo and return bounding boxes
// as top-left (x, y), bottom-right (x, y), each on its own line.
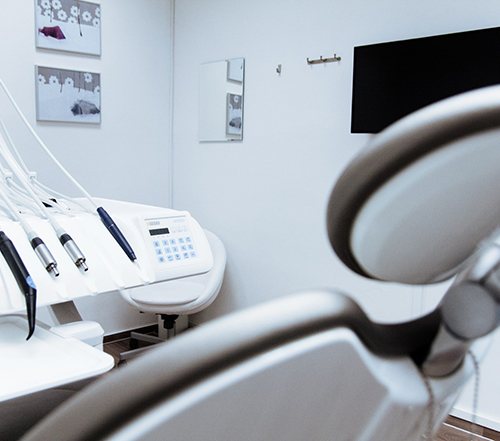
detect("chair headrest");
top-left (327, 85), bottom-right (500, 284)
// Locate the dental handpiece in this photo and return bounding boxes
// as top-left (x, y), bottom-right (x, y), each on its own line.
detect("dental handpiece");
top-left (0, 231), bottom-right (37, 339)
top-left (30, 236), bottom-right (59, 277)
top-left (97, 207), bottom-right (136, 261)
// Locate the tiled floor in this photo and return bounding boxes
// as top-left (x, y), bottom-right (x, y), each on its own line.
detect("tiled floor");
top-left (103, 337), bottom-right (500, 441)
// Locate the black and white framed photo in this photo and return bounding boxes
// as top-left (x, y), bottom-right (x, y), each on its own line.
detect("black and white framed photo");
top-left (226, 93), bottom-right (242, 137)
top-left (36, 66), bottom-right (101, 124)
top-left (35, 0), bottom-right (101, 56)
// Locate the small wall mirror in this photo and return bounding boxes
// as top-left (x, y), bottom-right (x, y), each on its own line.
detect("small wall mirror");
top-left (199, 58), bottom-right (245, 142)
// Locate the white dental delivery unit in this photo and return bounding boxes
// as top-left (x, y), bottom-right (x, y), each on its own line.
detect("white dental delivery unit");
top-left (0, 198), bottom-right (214, 315)
top-left (0, 199), bottom-right (222, 441)
top-left (0, 77), bottom-right (225, 441)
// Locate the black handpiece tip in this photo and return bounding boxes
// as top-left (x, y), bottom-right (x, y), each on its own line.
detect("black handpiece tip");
top-left (26, 294), bottom-right (36, 340)
top-left (26, 327), bottom-right (35, 341)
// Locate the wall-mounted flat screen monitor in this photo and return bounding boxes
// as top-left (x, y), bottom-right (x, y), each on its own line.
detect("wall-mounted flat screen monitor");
top-left (351, 26), bottom-right (500, 133)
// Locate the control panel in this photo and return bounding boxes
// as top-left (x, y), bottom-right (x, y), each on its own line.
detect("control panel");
top-left (149, 216), bottom-right (196, 263)
top-left (142, 214), bottom-right (213, 281)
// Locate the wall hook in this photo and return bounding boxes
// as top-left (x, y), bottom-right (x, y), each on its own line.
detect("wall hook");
top-left (307, 53), bottom-right (341, 65)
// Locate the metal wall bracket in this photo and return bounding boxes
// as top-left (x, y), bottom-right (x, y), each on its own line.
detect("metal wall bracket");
top-left (307, 54), bottom-right (341, 65)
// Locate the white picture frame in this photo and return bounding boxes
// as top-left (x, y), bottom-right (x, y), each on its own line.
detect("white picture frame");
top-left (226, 93), bottom-right (242, 137)
top-left (35, 0), bottom-right (101, 56)
top-left (36, 66), bottom-right (101, 124)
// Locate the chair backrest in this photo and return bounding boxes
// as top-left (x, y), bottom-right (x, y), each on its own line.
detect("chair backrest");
top-left (20, 290), bottom-right (479, 441)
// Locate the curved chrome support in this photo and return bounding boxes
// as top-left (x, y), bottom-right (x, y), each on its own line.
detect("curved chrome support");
top-left (423, 229), bottom-right (500, 377)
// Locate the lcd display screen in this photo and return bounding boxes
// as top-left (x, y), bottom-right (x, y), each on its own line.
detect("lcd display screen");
top-left (351, 27), bottom-right (500, 133)
top-left (149, 228), bottom-right (170, 236)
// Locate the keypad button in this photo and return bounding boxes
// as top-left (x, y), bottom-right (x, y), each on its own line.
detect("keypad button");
top-left (190, 251), bottom-right (197, 258)
top-left (172, 246), bottom-right (179, 253)
top-left (162, 240), bottom-right (168, 246)
top-left (158, 256), bottom-right (165, 263)
top-left (156, 248), bottom-right (163, 255)
top-left (175, 253), bottom-right (181, 260)
top-left (181, 245), bottom-right (187, 251)
top-left (178, 238), bottom-right (185, 244)
top-left (153, 240), bottom-right (160, 248)
top-left (188, 244), bottom-right (194, 250)
top-left (183, 252), bottom-right (189, 259)
top-left (185, 237), bottom-right (191, 243)
top-left (167, 255), bottom-right (174, 262)
top-left (170, 239), bottom-right (176, 245)
top-left (165, 247), bottom-right (171, 254)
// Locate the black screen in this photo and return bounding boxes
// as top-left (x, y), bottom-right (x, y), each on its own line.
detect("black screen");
top-left (149, 228), bottom-right (170, 236)
top-left (351, 27), bottom-right (500, 133)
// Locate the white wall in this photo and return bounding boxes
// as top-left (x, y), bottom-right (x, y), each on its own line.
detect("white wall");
top-left (172, 0), bottom-right (500, 430)
top-left (173, 0), bottom-right (500, 323)
top-left (0, 0), bottom-right (173, 334)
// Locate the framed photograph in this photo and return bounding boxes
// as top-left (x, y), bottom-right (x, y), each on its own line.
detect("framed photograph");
top-left (36, 66), bottom-right (101, 124)
top-left (35, 0), bottom-right (101, 56)
top-left (226, 93), bottom-right (242, 137)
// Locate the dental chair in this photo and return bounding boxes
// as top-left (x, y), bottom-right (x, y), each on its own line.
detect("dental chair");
top-left (19, 85), bottom-right (500, 441)
top-left (119, 230), bottom-right (226, 358)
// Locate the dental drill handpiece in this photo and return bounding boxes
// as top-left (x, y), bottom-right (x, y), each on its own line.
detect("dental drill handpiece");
top-left (0, 231), bottom-right (37, 339)
top-left (97, 207), bottom-right (136, 261)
